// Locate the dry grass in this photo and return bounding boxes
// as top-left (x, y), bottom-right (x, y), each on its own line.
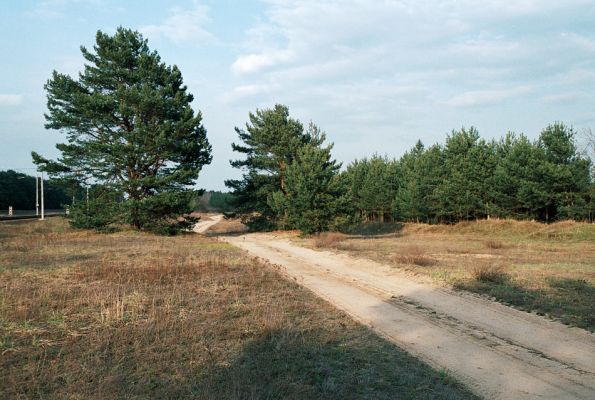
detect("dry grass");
top-left (394, 246), bottom-right (437, 267)
top-left (484, 239), bottom-right (506, 249)
top-left (313, 232), bottom-right (348, 248)
top-left (302, 219), bottom-right (595, 331)
top-left (0, 218), bottom-right (476, 399)
top-left (471, 264), bottom-right (509, 284)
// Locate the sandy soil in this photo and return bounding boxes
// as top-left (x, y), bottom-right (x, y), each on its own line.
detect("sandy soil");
top-left (220, 231), bottom-right (595, 400)
top-left (192, 214), bottom-right (224, 234)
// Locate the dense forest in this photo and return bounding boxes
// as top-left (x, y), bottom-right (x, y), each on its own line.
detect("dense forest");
top-left (227, 105), bottom-right (594, 233)
top-left (0, 170), bottom-right (71, 211)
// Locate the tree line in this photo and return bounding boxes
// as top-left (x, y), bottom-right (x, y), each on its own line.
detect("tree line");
top-left (31, 27), bottom-right (594, 234)
top-left (0, 170), bottom-right (71, 211)
top-left (226, 106), bottom-right (594, 233)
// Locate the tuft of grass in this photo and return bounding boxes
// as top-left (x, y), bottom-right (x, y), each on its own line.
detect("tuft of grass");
top-left (394, 246), bottom-right (437, 267)
top-left (0, 218), bottom-right (477, 399)
top-left (484, 240), bottom-right (506, 249)
top-left (471, 265), bottom-right (509, 284)
top-left (313, 232), bottom-right (348, 248)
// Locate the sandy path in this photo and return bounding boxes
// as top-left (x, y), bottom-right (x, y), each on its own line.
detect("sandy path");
top-left (222, 232), bottom-right (595, 400)
top-left (192, 214), bottom-right (224, 234)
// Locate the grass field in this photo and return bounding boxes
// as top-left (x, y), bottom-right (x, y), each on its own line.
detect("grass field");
top-left (0, 218), bottom-right (476, 399)
top-left (306, 220), bottom-right (595, 331)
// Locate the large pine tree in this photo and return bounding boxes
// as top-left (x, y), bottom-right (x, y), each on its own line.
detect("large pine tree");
top-left (32, 27), bottom-right (211, 233)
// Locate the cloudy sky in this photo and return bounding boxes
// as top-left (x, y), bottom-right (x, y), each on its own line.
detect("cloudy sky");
top-left (1, 0), bottom-right (594, 189)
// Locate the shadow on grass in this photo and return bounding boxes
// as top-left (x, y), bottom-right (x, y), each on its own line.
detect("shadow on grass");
top-left (455, 277), bottom-right (594, 332)
top-left (195, 328), bottom-right (476, 400)
top-left (2, 328), bottom-right (478, 399)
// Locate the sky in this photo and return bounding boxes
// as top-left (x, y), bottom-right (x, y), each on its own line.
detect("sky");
top-left (1, 0), bottom-right (594, 190)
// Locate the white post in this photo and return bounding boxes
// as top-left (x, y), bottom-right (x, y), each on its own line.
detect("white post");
top-left (40, 172), bottom-right (45, 221)
top-left (86, 186), bottom-right (89, 211)
top-left (36, 174), bottom-right (39, 216)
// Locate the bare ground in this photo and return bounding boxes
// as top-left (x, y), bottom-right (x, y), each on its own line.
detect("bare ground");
top-left (221, 231), bottom-right (595, 400)
top-left (192, 213), bottom-right (224, 234)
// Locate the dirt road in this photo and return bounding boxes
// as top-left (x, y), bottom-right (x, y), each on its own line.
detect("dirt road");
top-left (192, 214), bottom-right (224, 234)
top-left (221, 232), bottom-right (595, 400)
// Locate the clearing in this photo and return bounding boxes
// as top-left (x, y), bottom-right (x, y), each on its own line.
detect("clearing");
top-left (220, 226), bottom-right (595, 400)
top-left (0, 218), bottom-right (475, 399)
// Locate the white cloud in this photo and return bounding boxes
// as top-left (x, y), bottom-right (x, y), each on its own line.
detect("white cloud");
top-left (232, 50), bottom-right (295, 75)
top-left (221, 84), bottom-right (273, 103)
top-left (0, 94), bottom-right (24, 107)
top-left (215, 1), bottom-right (595, 167)
top-left (542, 92), bottom-right (589, 103)
top-left (140, 1), bottom-right (212, 44)
top-left (446, 87), bottom-right (533, 107)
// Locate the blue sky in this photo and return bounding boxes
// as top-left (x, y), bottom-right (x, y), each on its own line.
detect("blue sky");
top-left (1, 0), bottom-right (594, 190)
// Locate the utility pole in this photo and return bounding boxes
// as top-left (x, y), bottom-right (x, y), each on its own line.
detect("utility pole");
top-left (36, 174), bottom-right (39, 216)
top-left (40, 172), bottom-right (45, 221)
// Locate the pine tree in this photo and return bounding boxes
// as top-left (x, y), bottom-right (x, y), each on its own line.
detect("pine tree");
top-left (32, 28), bottom-right (211, 233)
top-left (225, 105), bottom-right (323, 229)
top-left (434, 127), bottom-right (496, 221)
top-left (283, 125), bottom-right (342, 234)
top-left (343, 155), bottom-right (399, 222)
top-left (538, 123), bottom-right (592, 221)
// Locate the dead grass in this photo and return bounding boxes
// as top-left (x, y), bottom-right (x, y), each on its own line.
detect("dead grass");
top-left (302, 219), bottom-right (595, 331)
top-left (394, 246), bottom-right (437, 267)
top-left (0, 218), bottom-right (476, 399)
top-left (484, 239), bottom-right (506, 249)
top-left (471, 264), bottom-right (509, 284)
top-left (313, 232), bottom-right (348, 248)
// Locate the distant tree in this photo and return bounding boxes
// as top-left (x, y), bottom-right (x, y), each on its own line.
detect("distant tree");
top-left (32, 27), bottom-right (211, 233)
top-left (225, 104), bottom-right (324, 229)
